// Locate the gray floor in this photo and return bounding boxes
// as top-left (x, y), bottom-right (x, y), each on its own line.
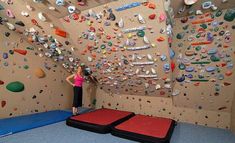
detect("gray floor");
top-left (0, 121), bottom-right (235, 143)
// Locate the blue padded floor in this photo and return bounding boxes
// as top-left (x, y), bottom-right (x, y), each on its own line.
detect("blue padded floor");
top-left (0, 110), bottom-right (72, 137)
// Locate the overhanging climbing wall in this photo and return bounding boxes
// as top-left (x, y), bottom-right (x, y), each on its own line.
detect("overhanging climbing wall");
top-left (61, 0), bottom-right (174, 97)
top-left (172, 9), bottom-right (235, 112)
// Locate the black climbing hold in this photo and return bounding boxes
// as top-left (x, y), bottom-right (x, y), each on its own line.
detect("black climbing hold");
top-left (5, 32), bottom-right (10, 37)
top-left (15, 21), bottom-right (25, 26)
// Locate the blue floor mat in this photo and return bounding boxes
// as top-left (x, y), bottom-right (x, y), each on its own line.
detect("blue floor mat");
top-left (0, 110), bottom-right (72, 138)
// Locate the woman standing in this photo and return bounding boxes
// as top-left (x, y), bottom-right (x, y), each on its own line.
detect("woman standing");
top-left (66, 66), bottom-right (84, 115)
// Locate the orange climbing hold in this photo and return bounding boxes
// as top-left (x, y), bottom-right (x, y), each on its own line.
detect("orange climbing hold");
top-left (31, 19), bottom-right (38, 26)
top-left (14, 49), bottom-right (27, 55)
top-left (55, 28), bottom-right (67, 38)
top-left (191, 41), bottom-right (212, 46)
top-left (157, 37), bottom-right (165, 42)
top-left (148, 3), bottom-right (156, 9)
top-left (191, 18), bottom-right (213, 24)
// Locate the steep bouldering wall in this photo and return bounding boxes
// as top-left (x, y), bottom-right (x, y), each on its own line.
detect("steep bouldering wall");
top-left (0, 25), bottom-right (74, 118)
top-left (61, 0), bottom-right (174, 97)
top-left (0, 0), bottom-right (98, 118)
top-left (172, 8), bottom-right (235, 127)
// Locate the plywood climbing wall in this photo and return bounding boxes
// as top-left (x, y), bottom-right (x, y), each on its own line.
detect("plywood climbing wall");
top-left (61, 0), bottom-right (173, 97)
top-left (172, 9), bottom-right (235, 113)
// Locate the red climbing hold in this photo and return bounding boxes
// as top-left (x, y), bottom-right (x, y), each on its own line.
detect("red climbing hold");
top-left (149, 14), bottom-right (156, 20)
top-left (225, 71), bottom-right (232, 76)
top-left (0, 80), bottom-right (4, 85)
top-left (1, 100), bottom-right (6, 108)
top-left (55, 28), bottom-right (67, 38)
top-left (71, 13), bottom-right (79, 20)
top-left (171, 61), bottom-right (175, 72)
top-left (31, 19), bottom-right (38, 26)
top-left (14, 49), bottom-right (27, 55)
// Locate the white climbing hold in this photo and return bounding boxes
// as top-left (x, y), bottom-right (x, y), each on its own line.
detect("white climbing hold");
top-left (6, 22), bottom-right (15, 30)
top-left (164, 84), bottom-right (171, 89)
top-left (88, 56), bottom-right (93, 62)
top-left (21, 11), bottom-right (29, 17)
top-left (26, 4), bottom-right (33, 11)
top-left (38, 12), bottom-right (46, 21)
top-left (49, 6), bottom-right (56, 11)
top-left (118, 18), bottom-right (124, 28)
top-left (143, 36), bottom-right (150, 44)
top-left (151, 68), bottom-right (156, 74)
top-left (137, 14), bottom-right (145, 24)
top-left (155, 84), bottom-right (161, 90)
top-left (49, 23), bottom-right (54, 28)
top-left (172, 89), bottom-right (180, 96)
top-left (135, 68), bottom-right (140, 74)
top-left (146, 70), bottom-right (150, 75)
top-left (196, 10), bottom-right (203, 15)
top-left (68, 6), bottom-right (76, 13)
top-left (147, 54), bottom-right (153, 61)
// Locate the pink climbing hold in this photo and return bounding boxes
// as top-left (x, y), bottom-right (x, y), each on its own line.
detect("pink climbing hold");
top-left (6, 9), bottom-right (15, 18)
top-left (159, 13), bottom-right (166, 22)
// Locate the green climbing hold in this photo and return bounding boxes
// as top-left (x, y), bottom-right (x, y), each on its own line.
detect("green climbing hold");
top-left (108, 41), bottom-right (112, 46)
top-left (6, 81), bottom-right (24, 92)
top-left (214, 27), bottom-right (219, 32)
top-left (176, 32), bottom-right (185, 39)
top-left (191, 61), bottom-right (210, 64)
top-left (191, 79), bottom-right (209, 82)
top-left (224, 8), bottom-right (235, 22)
top-left (195, 46), bottom-right (201, 51)
top-left (137, 30), bottom-right (145, 37)
top-left (215, 10), bottom-right (222, 17)
top-left (24, 65), bottom-right (29, 69)
top-left (26, 47), bottom-right (34, 50)
top-left (196, 33), bottom-right (201, 38)
top-left (200, 24), bottom-right (207, 29)
top-left (100, 44), bottom-right (106, 49)
top-left (210, 55), bottom-right (220, 62)
top-left (92, 99), bottom-right (97, 105)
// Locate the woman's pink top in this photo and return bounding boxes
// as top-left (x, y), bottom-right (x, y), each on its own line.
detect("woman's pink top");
top-left (74, 74), bottom-right (84, 87)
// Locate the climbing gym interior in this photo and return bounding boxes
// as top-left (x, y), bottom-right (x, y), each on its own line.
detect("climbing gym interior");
top-left (0, 0), bottom-right (235, 143)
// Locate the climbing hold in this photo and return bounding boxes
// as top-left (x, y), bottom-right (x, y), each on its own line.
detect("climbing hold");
top-left (143, 36), bottom-right (150, 44)
top-left (215, 10), bottom-right (223, 17)
top-left (159, 13), bottom-right (166, 22)
top-left (38, 12), bottom-right (46, 21)
top-left (118, 18), bottom-right (124, 28)
top-left (0, 4), bottom-right (4, 10)
top-left (217, 74), bottom-right (224, 80)
top-left (157, 37), bottom-right (165, 42)
top-left (137, 14), bottom-right (145, 24)
top-left (176, 32), bottom-right (185, 39)
top-left (55, 28), bottom-right (67, 38)
top-left (14, 49), bottom-right (27, 55)
top-left (185, 50), bottom-right (195, 56)
top-left (176, 75), bottom-right (185, 82)
top-left (137, 30), bottom-right (145, 37)
top-left (15, 21), bottom-right (25, 27)
top-left (202, 1), bottom-right (212, 9)
top-left (23, 65), bottom-right (29, 70)
top-left (1, 100), bottom-right (6, 108)
top-left (185, 67), bottom-right (195, 72)
top-left (3, 53), bottom-right (8, 59)
top-left (210, 55), bottom-right (220, 62)
top-left (68, 6), bottom-right (76, 13)
top-left (0, 80), bottom-right (4, 85)
top-left (6, 22), bottom-right (15, 31)
top-left (225, 71), bottom-right (232, 76)
top-left (160, 55), bottom-right (167, 61)
top-left (56, 0), bottom-right (65, 6)
top-left (34, 68), bottom-right (46, 78)
top-left (149, 14), bottom-right (156, 20)
top-left (100, 44), bottom-right (106, 49)
top-left (207, 48), bottom-right (217, 55)
top-left (224, 8), bottom-right (235, 22)
top-left (88, 57), bottom-right (93, 62)
top-left (163, 63), bottom-right (170, 71)
top-left (205, 66), bottom-right (216, 72)
top-left (108, 11), bottom-right (116, 21)
top-left (6, 9), bottom-right (15, 18)
top-left (6, 81), bottom-right (24, 92)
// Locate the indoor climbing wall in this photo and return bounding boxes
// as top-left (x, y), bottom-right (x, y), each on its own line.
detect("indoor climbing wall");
top-left (61, 0), bottom-right (174, 97)
top-left (0, 25), bottom-right (74, 118)
top-left (0, 0), bottom-right (99, 118)
top-left (172, 9), bottom-right (235, 112)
